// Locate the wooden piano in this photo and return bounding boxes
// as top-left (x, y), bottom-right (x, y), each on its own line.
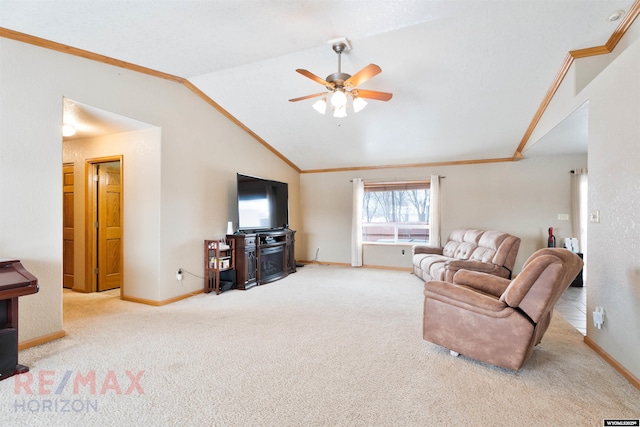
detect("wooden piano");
top-left (0, 258), bottom-right (38, 381)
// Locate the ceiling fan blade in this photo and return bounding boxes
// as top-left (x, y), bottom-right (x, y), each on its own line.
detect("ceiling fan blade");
top-left (288, 93), bottom-right (325, 102)
top-left (296, 69), bottom-right (329, 86)
top-left (344, 64), bottom-right (382, 88)
top-left (353, 89), bottom-right (393, 101)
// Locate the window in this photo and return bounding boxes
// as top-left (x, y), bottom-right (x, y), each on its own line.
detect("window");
top-left (362, 180), bottom-right (430, 244)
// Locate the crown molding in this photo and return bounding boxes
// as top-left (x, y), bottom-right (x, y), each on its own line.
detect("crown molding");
top-left (0, 27), bottom-right (185, 83)
top-left (300, 157), bottom-right (515, 174)
top-left (513, 0), bottom-right (640, 160)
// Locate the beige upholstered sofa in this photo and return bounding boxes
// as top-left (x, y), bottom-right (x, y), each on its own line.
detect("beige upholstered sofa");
top-left (412, 228), bottom-right (520, 283)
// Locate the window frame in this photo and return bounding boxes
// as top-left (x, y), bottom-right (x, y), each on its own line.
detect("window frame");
top-left (362, 180), bottom-right (431, 246)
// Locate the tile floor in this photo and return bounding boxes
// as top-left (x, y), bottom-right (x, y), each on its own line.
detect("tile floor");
top-left (556, 285), bottom-right (587, 335)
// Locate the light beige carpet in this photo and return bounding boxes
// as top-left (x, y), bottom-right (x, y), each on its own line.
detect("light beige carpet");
top-left (1, 264), bottom-right (638, 426)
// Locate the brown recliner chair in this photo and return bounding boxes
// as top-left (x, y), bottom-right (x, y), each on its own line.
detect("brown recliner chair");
top-left (423, 248), bottom-right (584, 370)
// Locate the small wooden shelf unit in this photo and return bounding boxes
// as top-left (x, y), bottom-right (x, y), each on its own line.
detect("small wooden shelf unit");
top-left (204, 239), bottom-right (235, 295)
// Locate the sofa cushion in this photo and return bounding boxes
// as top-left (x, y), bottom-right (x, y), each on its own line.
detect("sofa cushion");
top-left (442, 229), bottom-right (484, 259)
top-left (469, 246), bottom-right (496, 263)
top-left (418, 255), bottom-right (450, 281)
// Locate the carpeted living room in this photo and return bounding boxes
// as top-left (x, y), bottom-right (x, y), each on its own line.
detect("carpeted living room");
top-left (2, 2), bottom-right (640, 426)
top-left (2, 265), bottom-right (638, 426)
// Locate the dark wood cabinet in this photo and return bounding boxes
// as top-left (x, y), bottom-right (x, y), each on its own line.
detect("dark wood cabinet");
top-left (285, 231), bottom-right (296, 274)
top-left (570, 253), bottom-right (584, 287)
top-left (227, 234), bottom-right (257, 290)
top-left (227, 229), bottom-right (295, 289)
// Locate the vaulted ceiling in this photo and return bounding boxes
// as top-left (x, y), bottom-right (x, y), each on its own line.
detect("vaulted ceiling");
top-left (1, 0), bottom-right (637, 172)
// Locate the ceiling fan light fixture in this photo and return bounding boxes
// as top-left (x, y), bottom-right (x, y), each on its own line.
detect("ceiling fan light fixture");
top-left (333, 104), bottom-right (347, 118)
top-left (331, 90), bottom-right (347, 108)
top-left (352, 96), bottom-right (368, 113)
top-left (312, 97), bottom-right (327, 114)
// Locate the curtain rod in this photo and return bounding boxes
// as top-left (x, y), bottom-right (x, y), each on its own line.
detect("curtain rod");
top-left (349, 176), bottom-right (445, 182)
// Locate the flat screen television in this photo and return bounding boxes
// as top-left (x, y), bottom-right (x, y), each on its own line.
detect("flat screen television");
top-left (236, 173), bottom-right (289, 233)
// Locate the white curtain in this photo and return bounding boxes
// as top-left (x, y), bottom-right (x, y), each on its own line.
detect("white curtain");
top-left (429, 175), bottom-right (441, 247)
top-left (351, 178), bottom-right (364, 267)
top-left (570, 168), bottom-right (588, 255)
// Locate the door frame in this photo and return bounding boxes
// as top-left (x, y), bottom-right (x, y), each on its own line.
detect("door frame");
top-left (85, 155), bottom-right (124, 294)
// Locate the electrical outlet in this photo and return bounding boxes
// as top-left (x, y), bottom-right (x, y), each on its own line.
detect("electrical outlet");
top-left (176, 268), bottom-right (183, 281)
top-left (593, 306), bottom-right (605, 329)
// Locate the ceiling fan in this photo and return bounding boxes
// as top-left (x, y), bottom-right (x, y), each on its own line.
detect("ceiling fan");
top-left (289, 39), bottom-right (393, 117)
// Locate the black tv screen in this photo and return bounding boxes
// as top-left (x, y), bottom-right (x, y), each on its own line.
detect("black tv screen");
top-left (237, 174), bottom-right (289, 232)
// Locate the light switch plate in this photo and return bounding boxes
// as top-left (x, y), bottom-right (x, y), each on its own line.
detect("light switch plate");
top-left (590, 210), bottom-right (601, 223)
top-left (558, 214), bottom-right (569, 221)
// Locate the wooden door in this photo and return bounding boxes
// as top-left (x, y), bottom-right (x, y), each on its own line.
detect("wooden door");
top-left (62, 163), bottom-right (74, 288)
top-left (97, 161), bottom-right (122, 292)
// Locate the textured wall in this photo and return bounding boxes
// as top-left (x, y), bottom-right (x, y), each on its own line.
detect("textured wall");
top-left (585, 37), bottom-right (640, 379)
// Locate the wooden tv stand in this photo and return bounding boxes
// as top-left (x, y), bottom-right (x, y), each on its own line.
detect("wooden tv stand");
top-left (227, 229), bottom-right (295, 290)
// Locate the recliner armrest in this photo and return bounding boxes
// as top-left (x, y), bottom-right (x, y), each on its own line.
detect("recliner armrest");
top-left (424, 280), bottom-right (511, 317)
top-left (412, 245), bottom-right (443, 256)
top-left (452, 269), bottom-right (512, 297)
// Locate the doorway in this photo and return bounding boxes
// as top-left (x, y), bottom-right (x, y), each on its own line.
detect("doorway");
top-left (86, 157), bottom-right (123, 292)
top-left (62, 97), bottom-right (159, 298)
